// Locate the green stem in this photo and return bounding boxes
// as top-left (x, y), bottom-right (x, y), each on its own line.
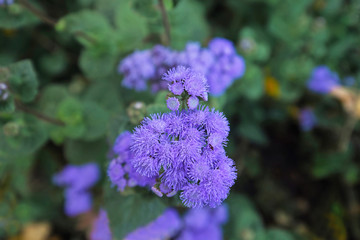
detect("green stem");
top-left (158, 0), bottom-right (171, 46)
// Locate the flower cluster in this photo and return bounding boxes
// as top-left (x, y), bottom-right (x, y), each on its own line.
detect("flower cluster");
top-left (163, 66), bottom-right (208, 110)
top-left (0, 83), bottom-right (9, 101)
top-left (131, 106), bottom-right (237, 208)
top-left (53, 163), bottom-right (99, 216)
top-left (107, 131), bottom-right (156, 192)
top-left (307, 66), bottom-right (340, 94)
top-left (118, 38), bottom-right (245, 96)
top-left (0, 0), bottom-right (14, 5)
top-left (298, 108), bottom-right (317, 131)
top-left (177, 205), bottom-right (228, 240)
top-left (90, 209), bottom-right (112, 240)
top-left (125, 208), bottom-right (182, 240)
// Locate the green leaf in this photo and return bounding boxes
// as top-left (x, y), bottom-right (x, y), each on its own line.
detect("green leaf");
top-left (79, 48), bottom-right (118, 80)
top-left (8, 59), bottom-right (38, 102)
top-left (64, 138), bottom-right (108, 164)
top-left (81, 101), bottom-right (109, 141)
top-left (104, 187), bottom-right (166, 239)
top-left (114, 0), bottom-right (149, 51)
top-left (266, 228), bottom-right (295, 240)
top-left (169, 0), bottom-right (209, 49)
top-left (0, 3), bottom-right (39, 29)
top-left (237, 121), bottom-right (268, 145)
top-left (235, 64), bottom-right (264, 100)
top-left (37, 85), bottom-right (69, 117)
top-left (0, 115), bottom-right (48, 158)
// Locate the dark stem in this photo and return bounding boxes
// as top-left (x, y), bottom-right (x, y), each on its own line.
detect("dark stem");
top-left (18, 0), bottom-right (57, 26)
top-left (344, 182), bottom-right (360, 239)
top-left (158, 0), bottom-right (171, 46)
top-left (15, 101), bottom-right (65, 126)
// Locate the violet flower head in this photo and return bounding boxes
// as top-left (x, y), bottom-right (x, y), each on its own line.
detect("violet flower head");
top-left (207, 38), bottom-right (246, 96)
top-left (167, 97), bottom-right (180, 111)
top-left (91, 209), bottom-right (112, 240)
top-left (177, 205), bottom-right (228, 240)
top-left (299, 108), bottom-right (317, 132)
top-left (119, 50), bottom-right (155, 91)
top-left (131, 106), bottom-right (236, 208)
top-left (162, 66), bottom-right (209, 110)
top-left (107, 131), bottom-right (156, 192)
top-left (307, 66), bottom-right (340, 94)
top-left (53, 163), bottom-right (100, 217)
top-left (125, 208), bottom-right (182, 240)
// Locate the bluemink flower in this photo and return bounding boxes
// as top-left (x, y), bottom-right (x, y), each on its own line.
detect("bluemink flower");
top-left (107, 131), bottom-right (156, 192)
top-left (119, 50), bottom-right (156, 91)
top-left (0, 83), bottom-right (9, 101)
top-left (167, 97), bottom-right (180, 111)
top-left (299, 108), bottom-right (317, 131)
top-left (207, 38), bottom-right (246, 96)
top-left (91, 209), bottom-right (112, 240)
top-left (125, 208), bottom-right (182, 240)
top-left (53, 163), bottom-right (99, 217)
top-left (131, 106), bottom-right (236, 208)
top-left (162, 66), bottom-right (208, 110)
top-left (177, 205), bottom-right (228, 240)
top-left (307, 66), bottom-right (340, 94)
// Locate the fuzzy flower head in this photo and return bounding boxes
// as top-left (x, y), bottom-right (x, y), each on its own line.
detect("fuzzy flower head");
top-left (167, 97), bottom-right (180, 111)
top-left (131, 106), bottom-right (236, 208)
top-left (307, 66), bottom-right (340, 94)
top-left (299, 108), bottom-right (317, 132)
top-left (162, 66), bottom-right (209, 110)
top-left (108, 131), bottom-right (156, 192)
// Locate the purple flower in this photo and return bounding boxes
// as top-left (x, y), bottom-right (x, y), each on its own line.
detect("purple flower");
top-left (299, 108), bottom-right (317, 131)
top-left (53, 163), bottom-right (100, 217)
top-left (107, 131), bottom-right (156, 192)
top-left (0, 83), bottom-right (9, 101)
top-left (91, 209), bottom-right (112, 240)
top-left (64, 189), bottom-right (92, 217)
top-left (177, 205), bottom-right (228, 240)
top-left (167, 97), bottom-right (180, 111)
top-left (307, 66), bottom-right (340, 94)
top-left (0, 0), bottom-right (14, 5)
top-left (130, 107), bottom-right (236, 208)
top-left (53, 163), bottom-right (100, 191)
top-left (125, 208), bottom-right (182, 240)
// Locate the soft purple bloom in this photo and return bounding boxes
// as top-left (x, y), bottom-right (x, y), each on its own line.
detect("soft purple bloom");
top-left (91, 209), bottom-right (112, 240)
top-left (307, 66), bottom-right (340, 94)
top-left (131, 107), bottom-right (236, 208)
top-left (177, 205), bottom-right (228, 240)
top-left (107, 131), bottom-right (156, 192)
top-left (53, 163), bottom-right (100, 191)
top-left (0, 83), bottom-right (9, 101)
top-left (64, 190), bottom-right (92, 217)
top-left (167, 97), bottom-right (180, 111)
top-left (0, 0), bottom-right (14, 5)
top-left (125, 208), bottom-right (182, 240)
top-left (299, 108), bottom-right (317, 131)
top-left (187, 96), bottom-right (199, 110)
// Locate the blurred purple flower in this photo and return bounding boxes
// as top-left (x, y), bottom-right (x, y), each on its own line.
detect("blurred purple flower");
top-left (0, 0), bottom-right (14, 5)
top-left (307, 66), bottom-right (340, 94)
top-left (91, 209), bottom-right (112, 240)
top-left (64, 189), bottom-right (92, 217)
top-left (299, 108), bottom-right (317, 131)
top-left (125, 208), bottom-right (182, 240)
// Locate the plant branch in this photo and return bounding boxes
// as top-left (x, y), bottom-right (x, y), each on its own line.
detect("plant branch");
top-left (158, 0), bottom-right (171, 46)
top-left (343, 181), bottom-right (360, 239)
top-left (15, 101), bottom-right (65, 126)
top-left (18, 0), bottom-right (57, 26)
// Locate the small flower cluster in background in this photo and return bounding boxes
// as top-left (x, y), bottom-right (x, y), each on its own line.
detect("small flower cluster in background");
top-left (91, 205), bottom-right (228, 240)
top-left (0, 83), bottom-right (9, 101)
top-left (53, 163), bottom-right (99, 216)
top-left (119, 38), bottom-right (245, 96)
top-left (0, 0), bottom-right (13, 5)
top-left (107, 131), bottom-right (156, 192)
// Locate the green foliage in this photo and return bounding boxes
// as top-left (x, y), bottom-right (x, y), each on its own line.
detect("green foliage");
top-left (104, 187), bottom-right (166, 239)
top-left (0, 3), bottom-right (39, 29)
